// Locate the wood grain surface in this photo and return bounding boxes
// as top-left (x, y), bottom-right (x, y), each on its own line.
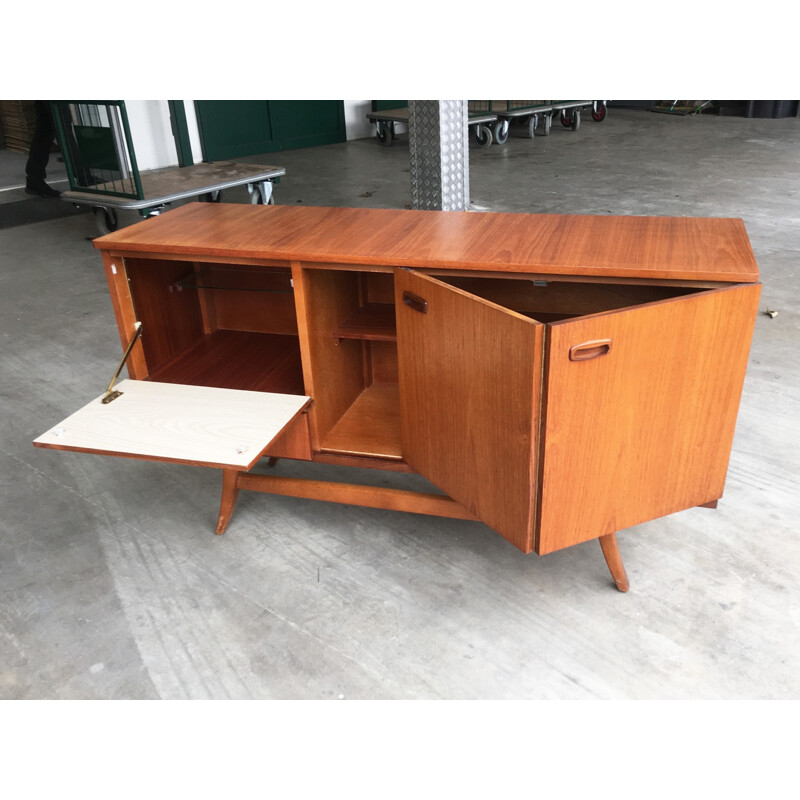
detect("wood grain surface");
top-left (294, 267), bottom-right (365, 447)
top-left (195, 263), bottom-right (298, 336)
top-left (102, 253), bottom-right (148, 379)
top-left (441, 277), bottom-right (699, 318)
top-left (263, 412), bottom-right (312, 461)
top-left (537, 283), bottom-right (761, 554)
top-left (332, 303), bottom-right (397, 341)
top-left (125, 257), bottom-right (205, 374)
top-left (321, 382), bottom-right (402, 460)
top-left (396, 269), bottom-right (543, 553)
top-left (598, 533), bottom-right (630, 592)
top-left (238, 472), bottom-right (477, 520)
top-left (95, 203), bottom-right (759, 284)
top-left (146, 330), bottom-right (305, 395)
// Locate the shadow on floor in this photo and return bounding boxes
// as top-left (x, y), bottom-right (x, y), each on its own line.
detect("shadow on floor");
top-left (0, 197), bottom-right (89, 230)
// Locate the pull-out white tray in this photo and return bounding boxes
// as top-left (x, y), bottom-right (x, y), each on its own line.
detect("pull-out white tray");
top-left (34, 379), bottom-right (310, 471)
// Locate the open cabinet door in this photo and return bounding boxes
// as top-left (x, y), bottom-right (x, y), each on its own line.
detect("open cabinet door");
top-left (34, 380), bottom-right (311, 471)
top-left (538, 283), bottom-right (761, 554)
top-left (395, 269), bottom-right (544, 553)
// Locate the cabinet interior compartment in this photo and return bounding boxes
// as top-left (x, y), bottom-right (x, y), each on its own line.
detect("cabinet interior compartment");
top-left (124, 257), bottom-right (305, 395)
top-left (439, 276), bottom-right (704, 320)
top-left (301, 268), bottom-right (401, 460)
top-left (331, 271), bottom-right (397, 342)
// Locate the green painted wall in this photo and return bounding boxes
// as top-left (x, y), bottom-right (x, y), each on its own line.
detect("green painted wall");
top-left (195, 100), bottom-right (346, 160)
top-left (371, 101), bottom-right (407, 111)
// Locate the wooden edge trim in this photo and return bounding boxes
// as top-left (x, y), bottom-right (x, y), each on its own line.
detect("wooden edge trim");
top-left (419, 270), bottom-right (738, 289)
top-left (533, 324), bottom-right (549, 554)
top-left (237, 473), bottom-right (478, 520)
top-left (291, 261), bottom-right (321, 450)
top-left (546, 281), bottom-right (762, 328)
top-left (97, 250), bottom-right (751, 288)
top-left (99, 249), bottom-right (293, 268)
top-left (311, 451), bottom-right (413, 472)
top-left (101, 253), bottom-right (148, 379)
top-left (298, 261), bottom-right (394, 274)
top-left (96, 247), bottom-right (758, 286)
top-left (31, 440), bottom-right (255, 472)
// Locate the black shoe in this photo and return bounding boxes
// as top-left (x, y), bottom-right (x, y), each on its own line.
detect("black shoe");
top-left (26, 180), bottom-right (61, 198)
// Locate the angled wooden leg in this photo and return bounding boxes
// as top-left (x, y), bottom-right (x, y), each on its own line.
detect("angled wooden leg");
top-left (216, 469), bottom-right (242, 535)
top-left (598, 532), bottom-right (630, 592)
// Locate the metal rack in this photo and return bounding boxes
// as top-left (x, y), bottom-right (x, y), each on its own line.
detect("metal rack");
top-left (492, 101), bottom-right (607, 143)
top-left (466, 101), bottom-right (498, 147)
top-left (366, 101), bottom-right (499, 147)
top-left (50, 101), bottom-right (286, 234)
top-left (366, 99), bottom-right (608, 149)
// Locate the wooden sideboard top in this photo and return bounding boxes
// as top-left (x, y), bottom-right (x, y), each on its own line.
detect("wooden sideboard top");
top-left (95, 203), bottom-right (759, 283)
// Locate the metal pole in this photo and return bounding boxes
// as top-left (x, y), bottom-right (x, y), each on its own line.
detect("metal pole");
top-left (408, 101), bottom-right (470, 211)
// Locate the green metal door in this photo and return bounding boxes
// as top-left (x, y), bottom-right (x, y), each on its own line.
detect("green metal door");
top-left (195, 100), bottom-right (346, 160)
top-left (372, 100), bottom-right (407, 111)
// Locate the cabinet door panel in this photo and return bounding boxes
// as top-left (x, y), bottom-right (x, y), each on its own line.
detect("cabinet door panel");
top-left (395, 269), bottom-right (543, 553)
top-left (538, 283), bottom-right (761, 554)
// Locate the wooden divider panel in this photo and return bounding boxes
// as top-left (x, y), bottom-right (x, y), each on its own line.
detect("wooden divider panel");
top-left (125, 257), bottom-right (204, 374)
top-left (294, 266), bottom-right (365, 447)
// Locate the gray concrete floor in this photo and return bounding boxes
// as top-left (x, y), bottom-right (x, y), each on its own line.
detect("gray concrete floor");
top-left (1, 109), bottom-right (798, 699)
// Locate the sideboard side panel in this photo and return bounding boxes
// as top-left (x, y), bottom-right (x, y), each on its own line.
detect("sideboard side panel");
top-left (101, 252), bottom-right (148, 379)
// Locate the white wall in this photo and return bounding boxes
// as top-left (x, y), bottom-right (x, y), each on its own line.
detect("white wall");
top-left (124, 101), bottom-right (179, 171)
top-left (182, 101), bottom-right (205, 164)
top-left (124, 100), bottom-right (375, 170)
top-left (343, 100), bottom-right (374, 140)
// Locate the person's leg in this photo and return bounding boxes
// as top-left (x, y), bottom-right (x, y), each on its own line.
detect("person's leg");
top-left (25, 101), bottom-right (60, 197)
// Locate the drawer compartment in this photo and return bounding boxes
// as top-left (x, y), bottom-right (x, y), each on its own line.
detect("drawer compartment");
top-left (123, 257), bottom-right (305, 396)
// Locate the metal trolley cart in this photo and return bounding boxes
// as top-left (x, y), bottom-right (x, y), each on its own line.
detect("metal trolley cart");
top-left (492, 100), bottom-right (608, 142)
top-left (366, 104), bottom-right (409, 146)
top-left (467, 101), bottom-right (498, 147)
top-left (366, 101), bottom-right (498, 147)
top-left (51, 101), bottom-right (286, 234)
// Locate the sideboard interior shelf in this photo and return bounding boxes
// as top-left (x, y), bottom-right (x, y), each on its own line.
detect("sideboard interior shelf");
top-left (332, 303), bottom-right (397, 342)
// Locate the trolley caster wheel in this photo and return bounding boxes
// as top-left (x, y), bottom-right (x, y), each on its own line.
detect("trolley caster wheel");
top-left (528, 115), bottom-right (538, 138)
top-left (248, 184), bottom-right (275, 205)
top-left (561, 110), bottom-right (581, 131)
top-left (94, 207), bottom-right (118, 235)
top-left (494, 119), bottom-right (509, 145)
top-left (474, 124), bottom-right (493, 147)
top-left (592, 102), bottom-right (607, 122)
top-left (376, 122), bottom-right (393, 146)
top-left (540, 114), bottom-right (551, 136)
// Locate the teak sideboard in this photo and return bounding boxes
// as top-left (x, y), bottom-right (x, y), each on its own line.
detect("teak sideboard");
top-left (35, 203), bottom-right (762, 591)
